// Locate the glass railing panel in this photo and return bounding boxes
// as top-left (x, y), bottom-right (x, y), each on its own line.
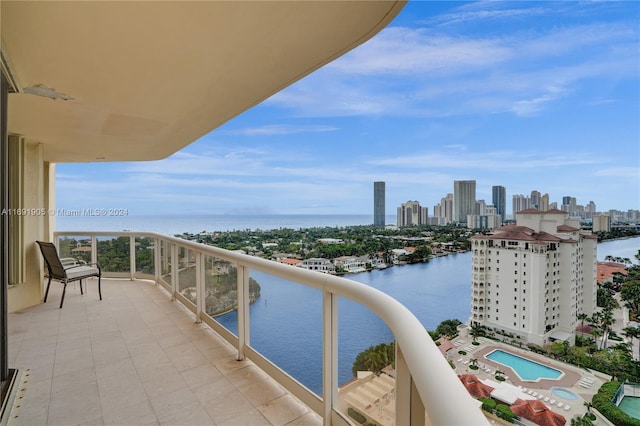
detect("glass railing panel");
top-left (177, 246), bottom-right (196, 305)
top-left (96, 236), bottom-right (131, 273)
top-left (215, 270), bottom-right (323, 395)
top-left (203, 256), bottom-right (239, 317)
top-left (58, 236), bottom-right (92, 263)
top-left (134, 236), bottom-right (155, 275)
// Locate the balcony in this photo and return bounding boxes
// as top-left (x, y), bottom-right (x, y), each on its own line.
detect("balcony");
top-left (9, 277), bottom-right (319, 425)
top-left (8, 231), bottom-right (487, 425)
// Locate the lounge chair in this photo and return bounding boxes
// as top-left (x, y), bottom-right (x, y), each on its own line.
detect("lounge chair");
top-left (544, 397), bottom-right (549, 402)
top-left (537, 394), bottom-right (544, 399)
top-left (557, 402), bottom-right (563, 408)
top-left (550, 399), bottom-right (556, 404)
top-left (37, 241), bottom-right (102, 308)
top-left (564, 405), bottom-right (570, 411)
top-left (532, 392), bottom-right (538, 397)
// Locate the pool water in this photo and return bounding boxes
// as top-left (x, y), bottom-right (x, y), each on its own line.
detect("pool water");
top-left (619, 396), bottom-right (640, 420)
top-left (485, 350), bottom-right (563, 381)
top-left (551, 387), bottom-right (578, 400)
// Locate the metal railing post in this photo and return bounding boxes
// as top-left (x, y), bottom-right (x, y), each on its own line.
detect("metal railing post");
top-left (154, 237), bottom-right (160, 285)
top-left (91, 235), bottom-right (97, 265)
top-left (237, 265), bottom-right (250, 361)
top-left (322, 290), bottom-right (338, 426)
top-left (170, 243), bottom-right (177, 300)
top-left (395, 345), bottom-right (425, 426)
top-left (129, 235), bottom-right (136, 280)
top-left (195, 252), bottom-right (204, 324)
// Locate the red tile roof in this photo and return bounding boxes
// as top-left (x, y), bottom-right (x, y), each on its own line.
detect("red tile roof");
top-left (597, 262), bottom-right (627, 283)
top-left (436, 337), bottom-right (455, 355)
top-left (458, 374), bottom-right (494, 399)
top-left (557, 225), bottom-right (580, 232)
top-left (511, 399), bottom-right (566, 426)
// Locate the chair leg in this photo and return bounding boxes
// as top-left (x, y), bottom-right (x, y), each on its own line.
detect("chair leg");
top-left (98, 275), bottom-right (102, 301)
top-left (79, 279), bottom-right (84, 295)
top-left (43, 276), bottom-right (52, 303)
top-left (59, 283), bottom-right (67, 308)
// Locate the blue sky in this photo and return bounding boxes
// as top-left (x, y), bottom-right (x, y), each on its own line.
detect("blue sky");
top-left (57, 1), bottom-right (639, 217)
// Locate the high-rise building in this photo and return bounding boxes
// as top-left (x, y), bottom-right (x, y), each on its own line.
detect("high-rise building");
top-left (512, 194), bottom-right (530, 217)
top-left (492, 186), bottom-right (506, 224)
top-left (540, 193), bottom-right (550, 211)
top-left (530, 190), bottom-right (541, 210)
top-left (469, 209), bottom-right (597, 346)
top-left (433, 193), bottom-right (454, 225)
top-left (453, 180), bottom-right (476, 224)
top-left (373, 181), bottom-right (385, 227)
top-left (592, 214), bottom-right (611, 232)
top-left (397, 201), bottom-right (428, 227)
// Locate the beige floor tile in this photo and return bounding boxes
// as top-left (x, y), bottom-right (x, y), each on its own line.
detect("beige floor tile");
top-left (9, 279), bottom-right (320, 426)
top-left (258, 394), bottom-right (312, 426)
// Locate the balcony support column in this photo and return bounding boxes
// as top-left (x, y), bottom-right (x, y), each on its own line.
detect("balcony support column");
top-left (395, 345), bottom-right (426, 426)
top-left (236, 265), bottom-right (249, 361)
top-left (322, 290), bottom-right (337, 425)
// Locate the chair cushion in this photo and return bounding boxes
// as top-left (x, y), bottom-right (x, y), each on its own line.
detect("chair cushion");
top-left (65, 265), bottom-right (100, 280)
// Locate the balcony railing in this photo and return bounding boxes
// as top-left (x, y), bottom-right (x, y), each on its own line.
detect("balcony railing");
top-left (53, 231), bottom-right (487, 426)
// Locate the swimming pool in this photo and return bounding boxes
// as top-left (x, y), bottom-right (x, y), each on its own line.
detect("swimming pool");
top-left (551, 387), bottom-right (578, 400)
top-left (619, 396), bottom-right (640, 420)
top-left (485, 349), bottom-right (563, 381)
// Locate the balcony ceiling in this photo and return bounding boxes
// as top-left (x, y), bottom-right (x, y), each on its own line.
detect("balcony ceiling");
top-left (1, 1), bottom-right (405, 162)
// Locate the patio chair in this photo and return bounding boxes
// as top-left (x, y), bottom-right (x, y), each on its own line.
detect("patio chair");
top-left (37, 241), bottom-right (102, 308)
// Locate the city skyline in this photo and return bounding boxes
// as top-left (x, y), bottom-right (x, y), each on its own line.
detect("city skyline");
top-left (55, 1), bottom-right (639, 216)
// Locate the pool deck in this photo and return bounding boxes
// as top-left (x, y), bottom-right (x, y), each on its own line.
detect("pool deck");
top-left (451, 338), bottom-right (611, 422)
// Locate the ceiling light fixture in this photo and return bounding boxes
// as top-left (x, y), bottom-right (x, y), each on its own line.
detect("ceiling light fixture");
top-left (23, 84), bottom-right (74, 101)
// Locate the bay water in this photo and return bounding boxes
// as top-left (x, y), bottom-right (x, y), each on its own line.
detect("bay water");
top-left (56, 214), bottom-right (639, 395)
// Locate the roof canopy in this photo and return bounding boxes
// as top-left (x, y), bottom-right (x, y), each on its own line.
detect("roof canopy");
top-left (2, 1), bottom-right (405, 162)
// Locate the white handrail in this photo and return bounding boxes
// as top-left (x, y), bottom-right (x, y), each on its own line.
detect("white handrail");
top-left (53, 230), bottom-right (488, 425)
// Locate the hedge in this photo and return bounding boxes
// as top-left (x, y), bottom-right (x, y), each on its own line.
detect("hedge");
top-left (592, 381), bottom-right (640, 426)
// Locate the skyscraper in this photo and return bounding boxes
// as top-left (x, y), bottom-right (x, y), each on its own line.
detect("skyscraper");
top-left (397, 201), bottom-right (428, 227)
top-left (453, 180), bottom-right (476, 224)
top-left (492, 186), bottom-right (506, 223)
top-left (469, 209), bottom-right (597, 346)
top-left (530, 190), bottom-right (541, 210)
top-left (373, 181), bottom-right (385, 227)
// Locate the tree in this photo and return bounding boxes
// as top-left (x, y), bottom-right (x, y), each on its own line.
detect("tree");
top-left (469, 358), bottom-right (479, 370)
top-left (622, 280), bottom-right (640, 317)
top-left (577, 313), bottom-right (589, 329)
top-left (470, 322), bottom-right (485, 344)
top-left (352, 342), bottom-right (395, 376)
top-left (434, 319), bottom-right (462, 339)
top-left (623, 326), bottom-right (640, 360)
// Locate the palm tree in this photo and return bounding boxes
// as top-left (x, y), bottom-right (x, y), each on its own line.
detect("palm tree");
top-left (470, 322), bottom-right (484, 344)
top-left (623, 326), bottom-right (640, 360)
top-left (577, 312), bottom-right (589, 330)
top-left (494, 369), bottom-right (505, 381)
top-left (469, 358), bottom-right (478, 370)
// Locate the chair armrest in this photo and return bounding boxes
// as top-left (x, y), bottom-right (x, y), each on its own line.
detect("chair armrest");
top-left (60, 257), bottom-right (80, 266)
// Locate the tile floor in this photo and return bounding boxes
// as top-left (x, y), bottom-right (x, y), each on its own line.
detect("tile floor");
top-left (6, 278), bottom-right (322, 425)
